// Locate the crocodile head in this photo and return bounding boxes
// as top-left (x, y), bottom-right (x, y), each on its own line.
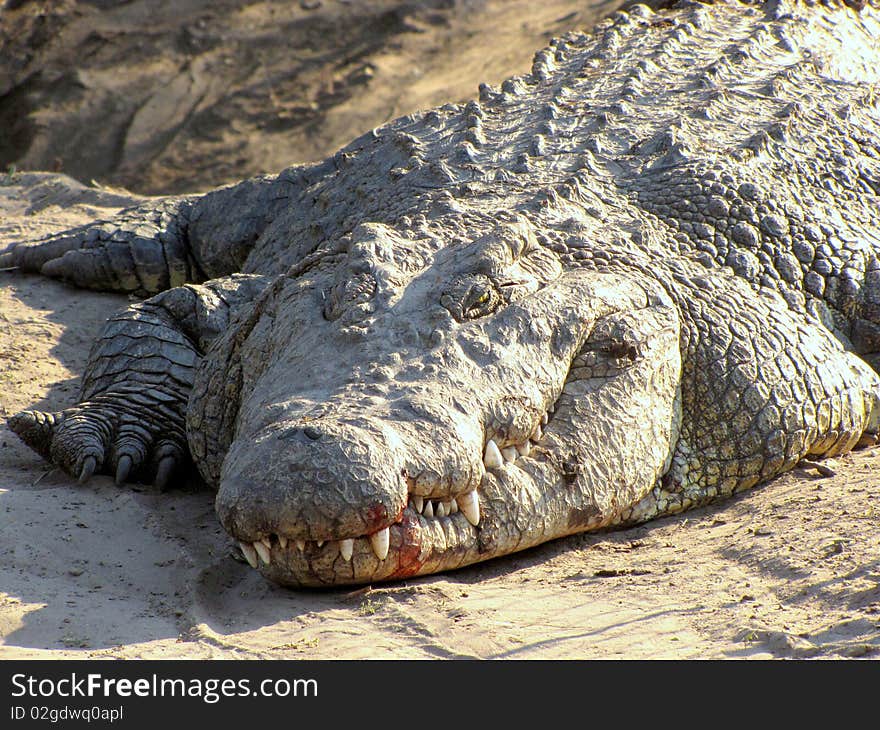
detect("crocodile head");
top-left (201, 217), bottom-right (683, 586)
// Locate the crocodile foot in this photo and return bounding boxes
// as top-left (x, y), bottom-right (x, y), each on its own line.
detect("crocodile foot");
top-left (9, 389), bottom-right (188, 489)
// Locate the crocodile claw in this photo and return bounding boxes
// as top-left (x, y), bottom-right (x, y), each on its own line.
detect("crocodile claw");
top-left (154, 456), bottom-right (176, 491)
top-left (115, 455), bottom-right (133, 485)
top-left (78, 456), bottom-right (98, 484)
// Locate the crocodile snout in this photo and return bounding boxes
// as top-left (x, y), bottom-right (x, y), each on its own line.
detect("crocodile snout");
top-left (216, 419), bottom-right (408, 544)
top-left (214, 403), bottom-right (487, 577)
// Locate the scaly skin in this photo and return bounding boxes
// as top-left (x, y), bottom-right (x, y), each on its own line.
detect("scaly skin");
top-left (4, 0), bottom-right (880, 586)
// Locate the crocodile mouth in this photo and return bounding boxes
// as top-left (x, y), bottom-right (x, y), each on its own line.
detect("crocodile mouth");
top-left (237, 487), bottom-right (481, 568)
top-left (233, 411), bottom-right (550, 583)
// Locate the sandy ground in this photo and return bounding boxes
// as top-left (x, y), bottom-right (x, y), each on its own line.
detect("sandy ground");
top-left (1, 0), bottom-right (623, 195)
top-left (0, 1), bottom-right (879, 660)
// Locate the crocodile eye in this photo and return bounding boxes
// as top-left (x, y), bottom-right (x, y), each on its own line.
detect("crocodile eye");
top-left (462, 281), bottom-right (500, 319)
top-left (462, 282), bottom-right (495, 319)
top-left (323, 272), bottom-right (377, 321)
top-left (441, 274), bottom-right (502, 321)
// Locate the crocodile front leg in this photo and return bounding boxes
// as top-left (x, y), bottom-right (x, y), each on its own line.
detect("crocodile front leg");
top-left (0, 174), bottom-right (288, 296)
top-left (8, 274), bottom-right (269, 487)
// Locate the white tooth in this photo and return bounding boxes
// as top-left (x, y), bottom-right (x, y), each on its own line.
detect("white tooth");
top-left (516, 441), bottom-right (530, 458)
top-left (501, 446), bottom-right (517, 462)
top-left (423, 500), bottom-right (434, 518)
top-left (296, 539), bottom-right (306, 551)
top-left (457, 490), bottom-right (480, 526)
top-left (435, 501), bottom-right (448, 517)
top-left (259, 536), bottom-right (271, 549)
top-left (450, 499), bottom-right (459, 513)
top-left (541, 412), bottom-right (548, 425)
top-left (483, 439), bottom-right (503, 469)
top-left (239, 542), bottom-right (259, 569)
top-left (253, 541), bottom-right (271, 565)
top-left (317, 540), bottom-right (325, 547)
top-left (278, 535), bottom-right (288, 549)
top-left (339, 538), bottom-right (354, 561)
top-left (370, 528), bottom-right (390, 560)
top-left (533, 426), bottom-right (543, 442)
top-left (412, 495), bottom-right (424, 513)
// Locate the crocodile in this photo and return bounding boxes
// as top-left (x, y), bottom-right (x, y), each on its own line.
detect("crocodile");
top-left (3, 0), bottom-right (880, 587)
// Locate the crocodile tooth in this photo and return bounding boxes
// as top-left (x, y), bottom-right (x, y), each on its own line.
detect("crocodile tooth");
top-left (483, 439), bottom-right (503, 469)
top-left (435, 501), bottom-right (447, 517)
top-left (278, 535), bottom-right (288, 549)
top-left (501, 446), bottom-right (518, 462)
top-left (259, 536), bottom-right (271, 549)
top-left (423, 500), bottom-right (434, 518)
top-left (370, 528), bottom-right (390, 560)
top-left (239, 542), bottom-right (259, 569)
top-left (412, 495), bottom-right (424, 513)
top-left (339, 538), bottom-right (354, 561)
top-left (253, 541), bottom-right (271, 565)
top-left (516, 441), bottom-right (530, 458)
top-left (533, 426), bottom-right (543, 442)
top-left (317, 540), bottom-right (325, 547)
top-left (296, 539), bottom-right (306, 551)
top-left (449, 499), bottom-right (459, 513)
top-left (457, 490), bottom-right (480, 526)
top-left (541, 412), bottom-right (549, 426)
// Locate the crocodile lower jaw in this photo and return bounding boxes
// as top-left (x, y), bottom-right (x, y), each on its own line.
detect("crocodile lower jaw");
top-left (237, 486), bottom-right (481, 569)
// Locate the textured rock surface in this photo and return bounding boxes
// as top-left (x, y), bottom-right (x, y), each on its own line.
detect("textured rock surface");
top-left (3, 0), bottom-right (880, 589)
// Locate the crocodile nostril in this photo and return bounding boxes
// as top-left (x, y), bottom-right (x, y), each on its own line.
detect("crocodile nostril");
top-left (303, 426), bottom-right (322, 440)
